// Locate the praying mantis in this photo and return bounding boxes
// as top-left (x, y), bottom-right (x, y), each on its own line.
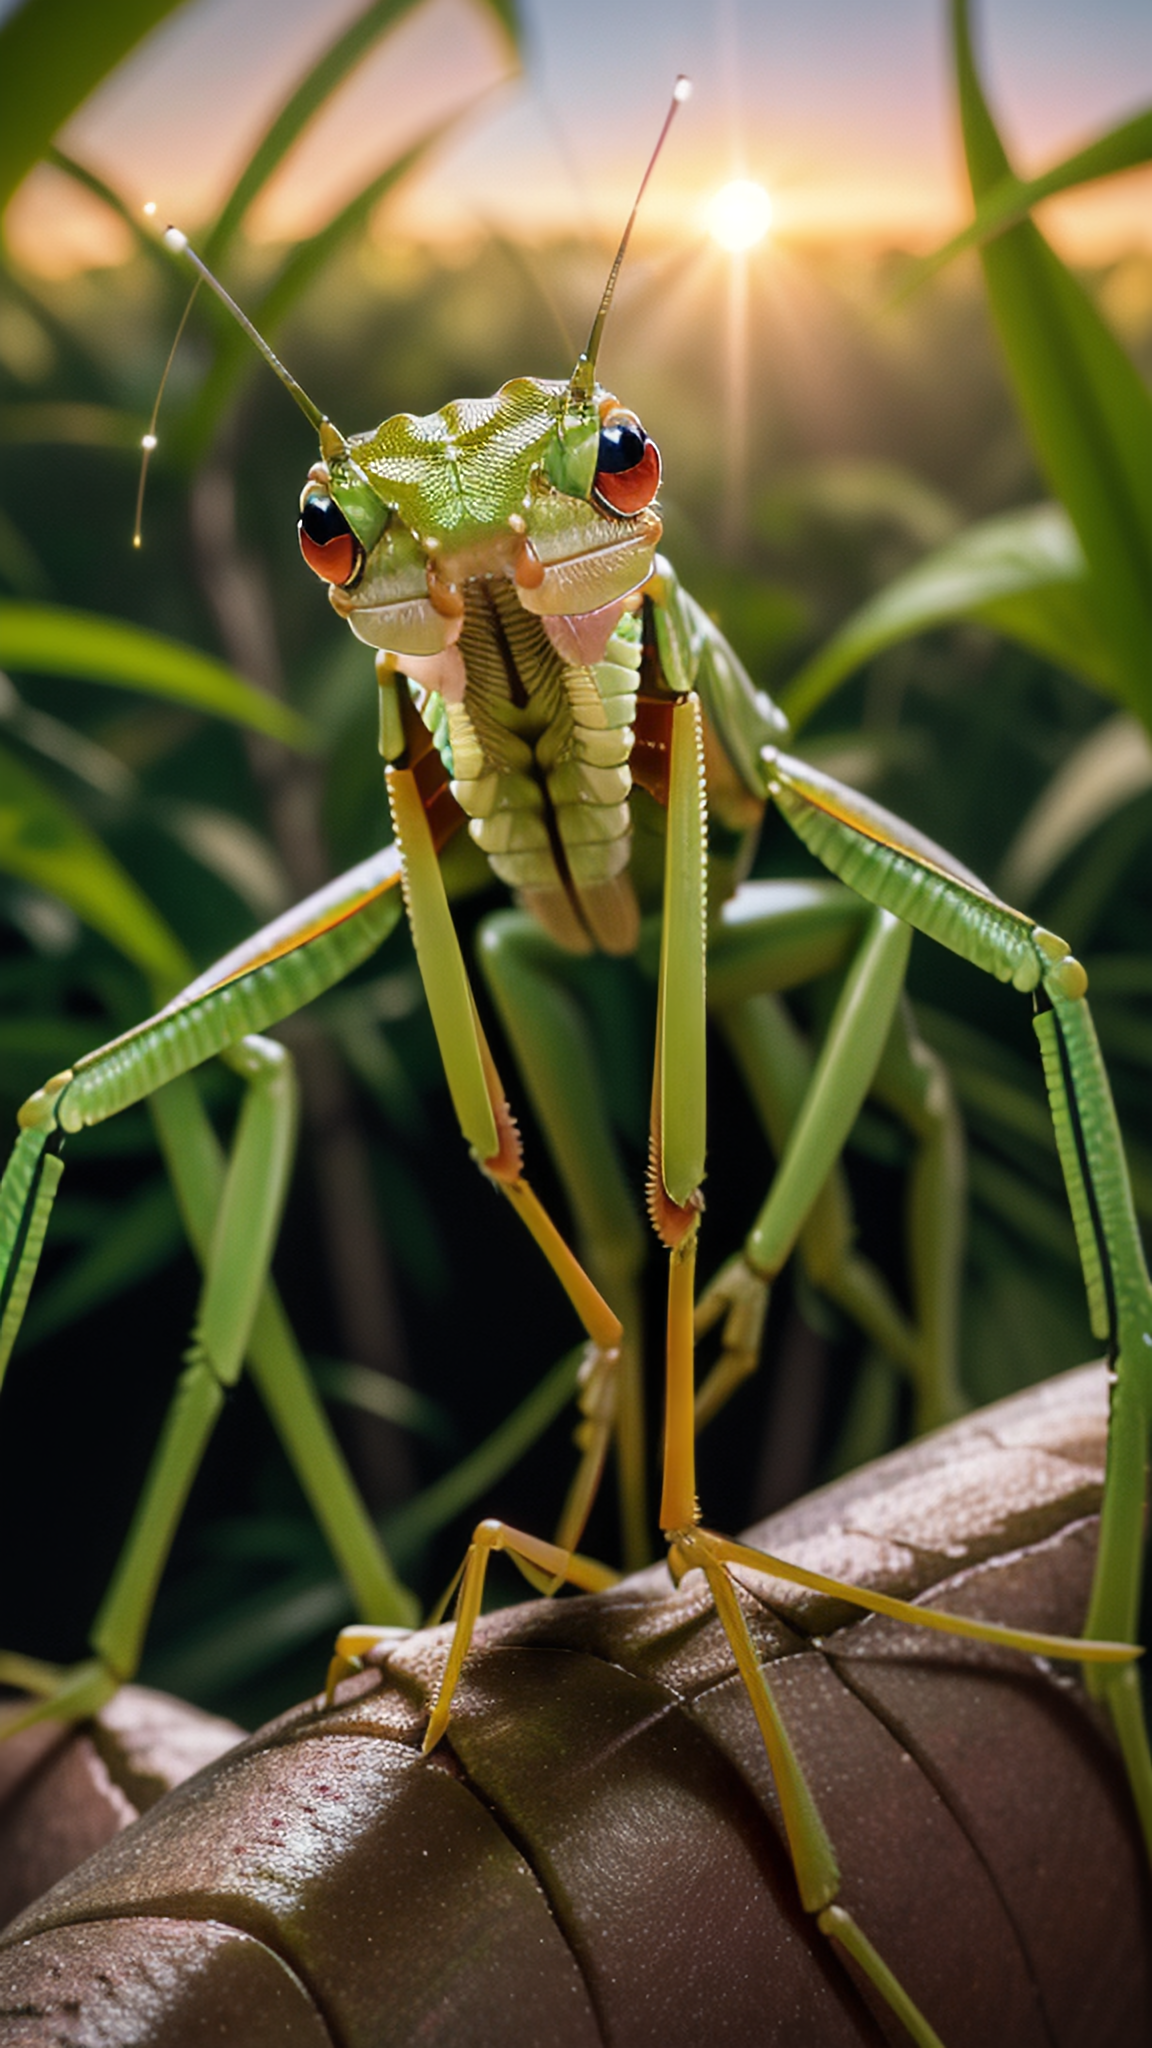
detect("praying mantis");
top-left (0, 81), bottom-right (1149, 2048)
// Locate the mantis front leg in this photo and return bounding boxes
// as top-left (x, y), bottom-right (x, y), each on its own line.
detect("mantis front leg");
top-left (386, 759), bottom-right (628, 1540)
top-left (373, 697), bottom-right (710, 1771)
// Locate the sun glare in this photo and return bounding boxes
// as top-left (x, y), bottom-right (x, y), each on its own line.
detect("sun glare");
top-left (708, 179), bottom-right (774, 253)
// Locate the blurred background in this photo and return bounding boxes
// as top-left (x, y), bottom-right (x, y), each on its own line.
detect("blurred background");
top-left (0, 0), bottom-right (1149, 1727)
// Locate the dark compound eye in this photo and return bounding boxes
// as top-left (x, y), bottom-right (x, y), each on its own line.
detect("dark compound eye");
top-left (596, 419), bottom-right (648, 474)
top-left (593, 416), bottom-right (661, 516)
top-left (298, 494), bottom-right (362, 586)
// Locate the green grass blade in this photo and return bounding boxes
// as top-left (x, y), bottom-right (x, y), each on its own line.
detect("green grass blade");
top-left (47, 146), bottom-right (170, 263)
top-left (203, 0), bottom-right (420, 264)
top-left (182, 128), bottom-right (455, 456)
top-left (0, 0), bottom-right (191, 213)
top-left (999, 715), bottom-right (1152, 901)
top-left (778, 505), bottom-right (1121, 730)
top-left (311, 1357), bottom-right (455, 1447)
top-left (976, 577), bottom-right (1128, 705)
top-left (0, 602), bottom-right (315, 749)
top-left (382, 1345), bottom-right (585, 1563)
top-left (478, 0), bottom-right (523, 44)
top-left (900, 103), bottom-right (1152, 296)
top-left (951, 0), bottom-right (1152, 723)
top-left (203, 0), bottom-right (520, 267)
top-left (146, 1568), bottom-right (351, 1701)
top-left (966, 1153), bottom-right (1079, 1266)
top-left (0, 737), bottom-right (190, 992)
top-left (244, 129), bottom-right (460, 337)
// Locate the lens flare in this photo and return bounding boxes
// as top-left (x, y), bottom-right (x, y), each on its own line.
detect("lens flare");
top-left (707, 180), bottom-right (774, 253)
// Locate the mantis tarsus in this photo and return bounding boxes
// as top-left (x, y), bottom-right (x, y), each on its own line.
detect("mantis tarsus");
top-left (0, 83), bottom-right (1148, 2047)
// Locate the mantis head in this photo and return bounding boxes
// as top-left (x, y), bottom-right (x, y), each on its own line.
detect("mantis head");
top-left (153, 80), bottom-right (690, 657)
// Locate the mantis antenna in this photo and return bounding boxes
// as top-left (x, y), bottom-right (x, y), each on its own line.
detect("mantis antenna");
top-left (133, 226), bottom-right (340, 546)
top-left (136, 75), bottom-right (692, 539)
top-left (569, 73), bottom-right (692, 405)
top-left (132, 280), bottom-right (199, 548)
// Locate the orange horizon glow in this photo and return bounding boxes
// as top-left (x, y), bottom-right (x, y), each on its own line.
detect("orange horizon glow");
top-left (2, 0), bottom-right (1150, 281)
top-left (8, 157), bottom-right (1151, 285)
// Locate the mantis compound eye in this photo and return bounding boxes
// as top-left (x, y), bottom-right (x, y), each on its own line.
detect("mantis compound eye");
top-left (593, 411), bottom-right (662, 516)
top-left (298, 494), bottom-right (363, 586)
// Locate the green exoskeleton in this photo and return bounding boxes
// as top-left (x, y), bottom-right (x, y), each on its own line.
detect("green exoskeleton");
top-left (0, 83), bottom-right (1147, 2048)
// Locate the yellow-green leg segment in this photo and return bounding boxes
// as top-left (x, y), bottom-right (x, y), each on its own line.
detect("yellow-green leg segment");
top-left (645, 698), bottom-right (954, 2043)
top-left (328, 762), bottom-right (642, 1710)
top-left (476, 875), bottom-right (965, 1564)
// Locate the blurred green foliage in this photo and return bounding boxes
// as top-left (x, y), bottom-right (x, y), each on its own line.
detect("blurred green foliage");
top-left (0, 0), bottom-right (1149, 1726)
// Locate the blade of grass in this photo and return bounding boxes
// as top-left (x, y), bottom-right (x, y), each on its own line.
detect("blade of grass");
top-left (21, 1176), bottom-right (183, 1347)
top-left (203, 0), bottom-right (521, 267)
top-left (0, 403), bottom-right (141, 449)
top-left (48, 146), bottom-right (172, 268)
top-left (0, 0), bottom-right (192, 213)
top-left (0, 602), bottom-right (315, 749)
top-left (0, 737), bottom-right (189, 993)
top-left (999, 715), bottom-right (1152, 900)
top-left (146, 1569), bottom-right (352, 1700)
top-left (778, 504), bottom-right (1121, 730)
top-left (382, 1345), bottom-right (585, 1565)
top-left (899, 103), bottom-right (1152, 296)
top-left (967, 1153), bottom-right (1079, 1266)
top-left (951, 0), bottom-right (1152, 724)
top-left (311, 1357), bottom-right (455, 1447)
top-left (180, 125), bottom-right (457, 457)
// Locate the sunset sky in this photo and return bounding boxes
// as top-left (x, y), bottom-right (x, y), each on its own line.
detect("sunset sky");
top-left (5, 0), bottom-right (1151, 275)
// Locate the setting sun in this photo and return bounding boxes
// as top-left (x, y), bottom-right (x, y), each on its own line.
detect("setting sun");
top-left (707, 179), bottom-right (774, 253)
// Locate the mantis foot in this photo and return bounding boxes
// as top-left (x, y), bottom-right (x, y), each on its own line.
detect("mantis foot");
top-left (693, 1253), bottom-right (770, 1431)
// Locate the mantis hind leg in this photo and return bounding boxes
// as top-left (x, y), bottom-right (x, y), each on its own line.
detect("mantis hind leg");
top-left (707, 979), bottom-right (965, 1444)
top-left (766, 747), bottom-right (1152, 1855)
top-left (697, 890), bottom-right (963, 1439)
top-left (0, 1035), bottom-right (299, 1732)
top-left (148, 1070), bottom-right (416, 1631)
top-left (0, 846), bottom-right (423, 1732)
top-left (477, 908), bottom-right (650, 1569)
top-left (652, 707), bottom-right (1014, 2044)
top-left (1035, 988), bottom-right (1152, 1853)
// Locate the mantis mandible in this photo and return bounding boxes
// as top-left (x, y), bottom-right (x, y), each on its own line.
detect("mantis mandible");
top-left (0, 80), bottom-right (1148, 2047)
